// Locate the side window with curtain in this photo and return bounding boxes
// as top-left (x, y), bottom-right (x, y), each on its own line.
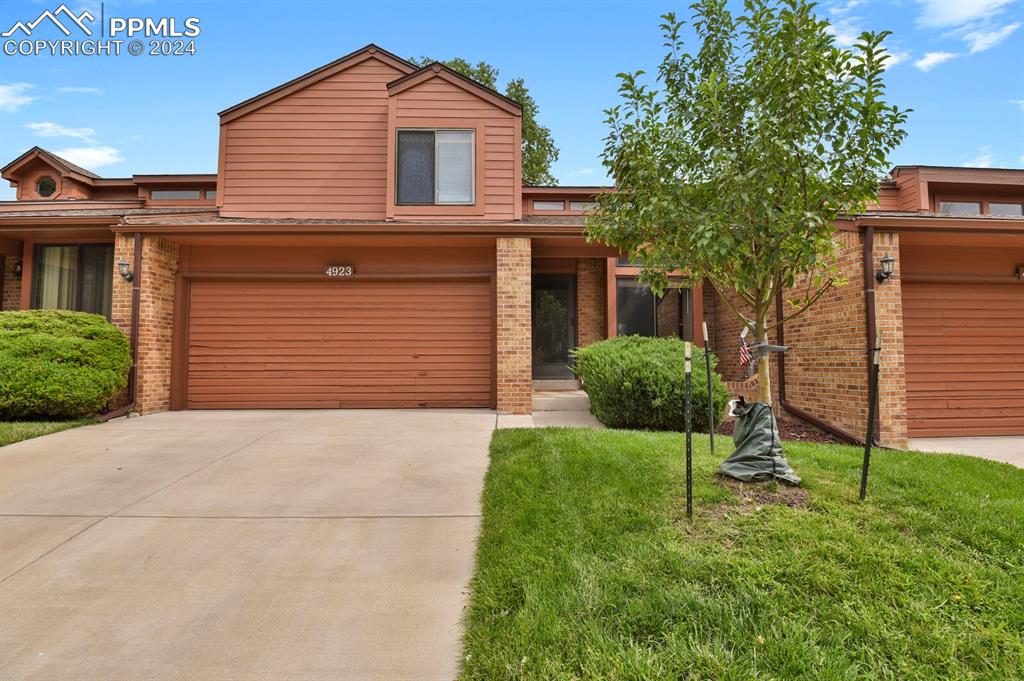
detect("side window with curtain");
top-left (32, 244), bottom-right (114, 319)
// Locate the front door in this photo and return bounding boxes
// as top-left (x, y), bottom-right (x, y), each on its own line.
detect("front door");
top-left (531, 274), bottom-right (576, 379)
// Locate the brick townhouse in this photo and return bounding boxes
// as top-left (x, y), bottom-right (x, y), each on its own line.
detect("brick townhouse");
top-left (1, 44), bottom-right (1022, 446)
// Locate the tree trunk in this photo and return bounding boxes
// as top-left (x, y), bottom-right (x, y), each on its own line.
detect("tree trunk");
top-left (757, 322), bottom-right (772, 404)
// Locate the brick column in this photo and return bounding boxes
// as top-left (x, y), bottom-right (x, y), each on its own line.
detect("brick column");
top-left (872, 231), bottom-right (907, 447)
top-left (2, 255), bottom-right (22, 310)
top-left (111, 233), bottom-right (134, 337)
top-left (111, 234), bottom-right (180, 415)
top-left (576, 258), bottom-right (606, 348)
top-left (496, 237), bottom-right (532, 414)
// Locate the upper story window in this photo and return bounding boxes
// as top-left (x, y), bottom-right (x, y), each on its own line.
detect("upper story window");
top-left (151, 190), bottom-right (202, 200)
top-left (396, 130), bottom-right (474, 205)
top-left (938, 201), bottom-right (981, 215)
top-left (570, 201), bottom-right (597, 212)
top-left (989, 202), bottom-right (1023, 216)
top-left (36, 176), bottom-right (56, 198)
top-left (533, 201), bottom-right (564, 211)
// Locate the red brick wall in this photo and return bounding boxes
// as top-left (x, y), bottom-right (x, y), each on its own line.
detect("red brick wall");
top-left (576, 258), bottom-right (606, 348)
top-left (705, 283), bottom-right (754, 383)
top-left (871, 232), bottom-right (907, 445)
top-left (496, 237), bottom-right (532, 414)
top-left (773, 231), bottom-right (869, 438)
top-left (706, 230), bottom-right (907, 447)
top-left (111, 234), bottom-right (180, 415)
top-left (2, 255), bottom-right (22, 310)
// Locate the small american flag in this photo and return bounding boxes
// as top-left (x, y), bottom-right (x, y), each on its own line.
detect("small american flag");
top-left (739, 340), bottom-right (752, 367)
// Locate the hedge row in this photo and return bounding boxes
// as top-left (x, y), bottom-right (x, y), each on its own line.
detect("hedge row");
top-left (0, 310), bottom-right (131, 420)
top-left (573, 335), bottom-right (730, 432)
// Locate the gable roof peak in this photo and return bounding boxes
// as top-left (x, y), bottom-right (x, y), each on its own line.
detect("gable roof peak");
top-left (218, 43), bottom-right (418, 122)
top-left (387, 61), bottom-right (522, 115)
top-left (1, 146), bottom-right (102, 183)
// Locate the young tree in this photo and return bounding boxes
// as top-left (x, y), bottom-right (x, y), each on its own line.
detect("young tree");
top-left (587, 0), bottom-right (908, 403)
top-left (410, 57), bottom-right (560, 185)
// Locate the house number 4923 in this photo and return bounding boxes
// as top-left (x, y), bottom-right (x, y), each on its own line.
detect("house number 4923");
top-left (324, 265), bottom-right (354, 277)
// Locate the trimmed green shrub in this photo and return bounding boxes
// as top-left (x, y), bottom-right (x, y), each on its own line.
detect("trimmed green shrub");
top-left (573, 335), bottom-right (730, 432)
top-left (0, 310), bottom-right (132, 420)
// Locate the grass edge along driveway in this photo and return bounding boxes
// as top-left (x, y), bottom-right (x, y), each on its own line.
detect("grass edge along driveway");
top-left (0, 419), bottom-right (96, 448)
top-left (461, 428), bottom-right (1024, 680)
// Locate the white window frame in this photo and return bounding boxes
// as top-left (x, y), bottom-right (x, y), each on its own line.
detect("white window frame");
top-left (396, 128), bottom-right (475, 206)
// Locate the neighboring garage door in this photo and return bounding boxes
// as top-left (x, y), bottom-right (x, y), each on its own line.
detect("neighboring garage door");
top-left (185, 278), bottom-right (493, 409)
top-left (903, 281), bottom-right (1024, 436)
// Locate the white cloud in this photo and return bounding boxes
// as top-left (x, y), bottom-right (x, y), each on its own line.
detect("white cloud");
top-left (915, 0), bottom-right (1015, 28)
top-left (0, 82), bottom-right (36, 112)
top-left (26, 121), bottom-right (97, 143)
top-left (52, 146), bottom-right (123, 169)
top-left (914, 51), bottom-right (958, 71)
top-left (883, 50), bottom-right (912, 69)
top-left (567, 168), bottom-right (594, 177)
top-left (963, 22), bottom-right (1021, 52)
top-left (827, 17), bottom-right (863, 48)
top-left (1012, 99), bottom-right (1024, 112)
top-left (831, 0), bottom-right (866, 15)
top-left (56, 86), bottom-right (104, 94)
top-left (963, 146), bottom-right (994, 167)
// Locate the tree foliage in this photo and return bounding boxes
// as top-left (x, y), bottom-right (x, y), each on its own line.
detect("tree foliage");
top-left (410, 56), bottom-right (560, 185)
top-left (586, 0), bottom-right (908, 402)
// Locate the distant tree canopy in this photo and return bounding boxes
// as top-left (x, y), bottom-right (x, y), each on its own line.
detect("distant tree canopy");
top-left (410, 57), bottom-right (560, 186)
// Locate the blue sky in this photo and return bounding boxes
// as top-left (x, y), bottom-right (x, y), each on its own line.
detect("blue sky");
top-left (0, 0), bottom-right (1022, 201)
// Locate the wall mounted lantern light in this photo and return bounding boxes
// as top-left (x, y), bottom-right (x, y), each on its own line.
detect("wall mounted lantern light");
top-left (117, 258), bottom-right (134, 282)
top-left (13, 260), bottom-right (22, 278)
top-left (875, 253), bottom-right (895, 283)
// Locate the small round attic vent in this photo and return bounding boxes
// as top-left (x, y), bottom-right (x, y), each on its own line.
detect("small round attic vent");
top-left (36, 176), bottom-right (57, 198)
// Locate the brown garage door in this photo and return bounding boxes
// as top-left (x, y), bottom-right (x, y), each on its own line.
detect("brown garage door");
top-left (185, 278), bottom-right (493, 409)
top-left (903, 282), bottom-right (1024, 436)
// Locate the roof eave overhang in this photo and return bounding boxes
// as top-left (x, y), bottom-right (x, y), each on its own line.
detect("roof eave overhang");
top-left (111, 222), bottom-right (587, 238)
top-left (523, 186), bottom-right (614, 195)
top-left (0, 216), bottom-right (121, 228)
top-left (843, 214), bottom-right (1024, 234)
top-left (132, 174), bottom-right (217, 184)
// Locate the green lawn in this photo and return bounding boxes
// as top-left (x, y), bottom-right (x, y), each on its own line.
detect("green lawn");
top-left (0, 419), bottom-right (96, 447)
top-left (462, 428), bottom-right (1024, 680)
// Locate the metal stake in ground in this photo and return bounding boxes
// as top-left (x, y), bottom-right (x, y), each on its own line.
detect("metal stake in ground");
top-left (702, 321), bottom-right (714, 455)
top-left (860, 331), bottom-right (883, 500)
top-left (685, 341), bottom-right (693, 519)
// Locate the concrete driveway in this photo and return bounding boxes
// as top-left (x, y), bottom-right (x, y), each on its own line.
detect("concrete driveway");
top-left (0, 409), bottom-right (495, 681)
top-left (910, 436), bottom-right (1024, 468)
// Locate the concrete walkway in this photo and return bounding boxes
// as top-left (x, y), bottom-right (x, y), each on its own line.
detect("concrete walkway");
top-left (909, 436), bottom-right (1024, 468)
top-left (496, 390), bottom-right (605, 429)
top-left (0, 409), bottom-right (495, 681)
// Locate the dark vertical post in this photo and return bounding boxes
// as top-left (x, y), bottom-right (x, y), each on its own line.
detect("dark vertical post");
top-left (702, 321), bottom-right (714, 455)
top-left (685, 341), bottom-right (693, 519)
top-left (860, 331), bottom-right (882, 500)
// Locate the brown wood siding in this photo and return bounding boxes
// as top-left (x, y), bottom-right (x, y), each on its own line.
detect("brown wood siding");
top-left (185, 279), bottom-right (493, 408)
top-left (902, 244), bottom-right (1024, 436)
top-left (219, 56), bottom-right (405, 219)
top-left (391, 77), bottom-right (517, 221)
